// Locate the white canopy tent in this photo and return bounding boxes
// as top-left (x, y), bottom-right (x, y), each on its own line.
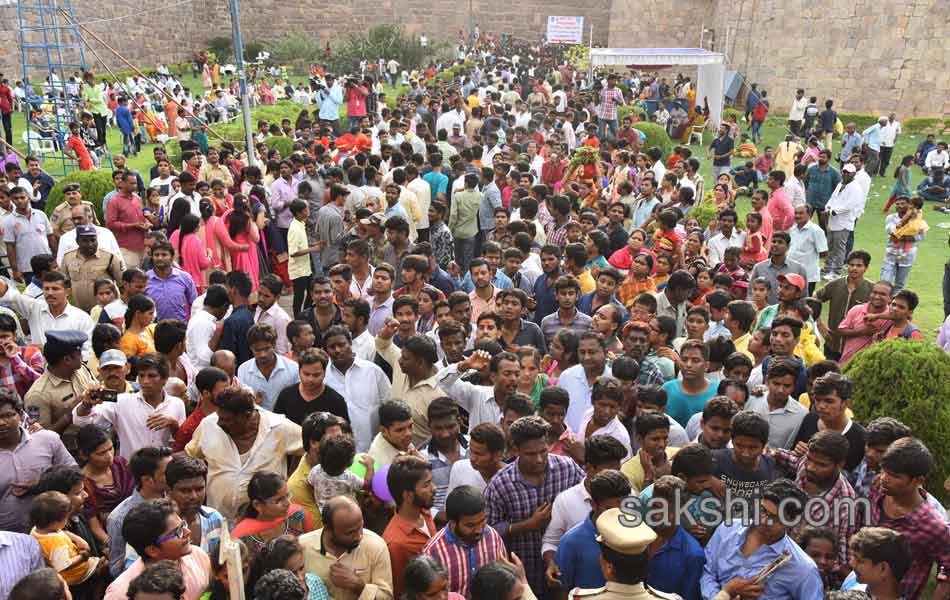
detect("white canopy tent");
top-left (589, 48), bottom-right (726, 127)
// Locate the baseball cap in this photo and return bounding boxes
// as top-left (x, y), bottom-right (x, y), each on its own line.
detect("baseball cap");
top-left (99, 349), bottom-right (128, 369)
top-left (778, 273), bottom-right (806, 291)
top-left (842, 164), bottom-right (857, 173)
top-left (360, 212), bottom-right (387, 227)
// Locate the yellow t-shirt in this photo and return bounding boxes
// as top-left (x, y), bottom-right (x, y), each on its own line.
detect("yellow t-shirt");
top-left (119, 324), bottom-right (156, 357)
top-left (621, 447), bottom-right (681, 493)
top-left (31, 529), bottom-right (99, 585)
top-left (287, 218), bottom-right (312, 281)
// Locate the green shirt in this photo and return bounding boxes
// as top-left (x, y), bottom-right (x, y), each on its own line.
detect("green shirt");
top-left (448, 188), bottom-right (481, 240)
top-left (81, 83), bottom-right (109, 116)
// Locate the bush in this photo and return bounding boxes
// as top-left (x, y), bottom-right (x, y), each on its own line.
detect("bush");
top-left (208, 102), bottom-right (302, 142)
top-left (44, 170), bottom-right (115, 223)
top-left (632, 122), bottom-right (673, 157)
top-left (723, 107), bottom-right (743, 123)
top-left (844, 339), bottom-right (950, 503)
top-left (264, 135), bottom-right (295, 158)
top-left (165, 139), bottom-right (182, 168)
top-left (618, 105), bottom-right (646, 123)
top-left (688, 201), bottom-right (719, 228)
top-left (904, 117), bottom-right (945, 134)
top-left (206, 37), bottom-right (234, 62)
top-left (328, 25), bottom-right (442, 75)
top-left (836, 112), bottom-right (879, 131)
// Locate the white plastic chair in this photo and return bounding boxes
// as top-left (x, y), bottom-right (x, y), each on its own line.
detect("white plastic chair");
top-left (688, 120), bottom-right (711, 145)
top-left (22, 130), bottom-right (55, 156)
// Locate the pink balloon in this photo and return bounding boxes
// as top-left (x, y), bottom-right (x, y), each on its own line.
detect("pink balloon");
top-left (371, 464), bottom-right (394, 502)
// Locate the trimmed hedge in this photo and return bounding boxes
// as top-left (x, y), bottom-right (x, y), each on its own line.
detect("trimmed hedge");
top-left (264, 135), bottom-right (295, 158)
top-left (632, 122), bottom-right (673, 158)
top-left (836, 112), bottom-right (880, 131)
top-left (844, 339), bottom-right (950, 503)
top-left (44, 169), bottom-right (115, 223)
top-left (904, 117), bottom-right (946, 134)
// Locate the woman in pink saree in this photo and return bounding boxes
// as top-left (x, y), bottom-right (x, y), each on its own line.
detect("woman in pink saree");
top-left (216, 195), bottom-right (261, 288)
top-left (258, 80), bottom-right (276, 105)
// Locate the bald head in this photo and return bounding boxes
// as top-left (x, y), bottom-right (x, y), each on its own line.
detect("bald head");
top-left (321, 495), bottom-right (364, 551)
top-left (71, 204), bottom-right (89, 225)
top-left (211, 349), bottom-right (236, 376)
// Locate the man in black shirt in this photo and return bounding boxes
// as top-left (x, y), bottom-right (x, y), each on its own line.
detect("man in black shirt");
top-left (273, 348), bottom-right (348, 425)
top-left (712, 410), bottom-right (777, 500)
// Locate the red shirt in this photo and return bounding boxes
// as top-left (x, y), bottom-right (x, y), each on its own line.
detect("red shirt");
top-left (105, 191), bottom-right (146, 252)
top-left (652, 229), bottom-right (681, 256)
top-left (67, 135), bottom-right (93, 170)
top-left (172, 404), bottom-right (208, 452)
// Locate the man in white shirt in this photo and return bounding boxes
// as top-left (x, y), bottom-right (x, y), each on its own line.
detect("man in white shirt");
top-left (879, 113), bottom-right (901, 177)
top-left (925, 142), bottom-right (950, 173)
top-left (254, 275), bottom-right (292, 355)
top-left (788, 89), bottom-right (808, 136)
top-left (186, 284), bottom-right (230, 369)
top-left (706, 209), bottom-right (744, 267)
top-left (0, 272), bottom-right (93, 357)
top-left (541, 435), bottom-right (627, 561)
top-left (788, 205), bottom-right (828, 293)
top-left (73, 353), bottom-right (186, 460)
top-left (55, 204), bottom-right (125, 269)
top-left (784, 163), bottom-right (807, 209)
top-left (324, 325), bottom-right (391, 451)
top-left (406, 164), bottom-right (431, 240)
top-left (822, 164), bottom-right (863, 280)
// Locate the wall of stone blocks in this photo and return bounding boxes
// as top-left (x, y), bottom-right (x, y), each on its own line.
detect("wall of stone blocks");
top-left (1, 0), bottom-right (945, 117)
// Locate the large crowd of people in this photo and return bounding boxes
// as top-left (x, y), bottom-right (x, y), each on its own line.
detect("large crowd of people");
top-left (0, 29), bottom-right (949, 600)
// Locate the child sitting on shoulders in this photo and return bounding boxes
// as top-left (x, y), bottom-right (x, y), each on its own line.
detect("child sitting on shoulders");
top-left (30, 491), bottom-right (102, 585)
top-left (307, 434), bottom-right (374, 511)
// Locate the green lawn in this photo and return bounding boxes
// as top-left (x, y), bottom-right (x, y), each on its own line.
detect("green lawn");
top-left (10, 83), bottom-right (948, 335)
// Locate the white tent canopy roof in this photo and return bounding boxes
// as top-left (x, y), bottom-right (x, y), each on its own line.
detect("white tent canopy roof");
top-left (589, 47), bottom-right (725, 67)
top-left (589, 48), bottom-right (726, 126)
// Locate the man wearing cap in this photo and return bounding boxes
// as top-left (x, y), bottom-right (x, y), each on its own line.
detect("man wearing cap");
top-left (23, 330), bottom-right (95, 443)
top-left (61, 225), bottom-right (123, 312)
top-left (567, 507), bottom-right (681, 600)
top-left (755, 273), bottom-right (807, 331)
top-left (98, 349), bottom-right (137, 394)
top-left (821, 164), bottom-right (863, 281)
top-left (49, 182), bottom-right (99, 239)
top-left (55, 203), bottom-right (123, 268)
top-left (447, 122), bottom-right (467, 152)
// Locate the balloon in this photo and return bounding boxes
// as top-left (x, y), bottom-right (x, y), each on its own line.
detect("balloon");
top-left (349, 454), bottom-right (377, 479)
top-left (371, 464), bottom-right (394, 502)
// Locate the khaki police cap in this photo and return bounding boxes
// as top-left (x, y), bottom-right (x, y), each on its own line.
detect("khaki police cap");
top-left (595, 508), bottom-right (657, 555)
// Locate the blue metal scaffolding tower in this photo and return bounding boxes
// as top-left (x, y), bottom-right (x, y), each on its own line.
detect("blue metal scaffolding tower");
top-left (16, 0), bottom-right (94, 177)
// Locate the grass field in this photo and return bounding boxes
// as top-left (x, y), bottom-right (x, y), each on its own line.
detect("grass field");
top-left (9, 77), bottom-right (948, 335)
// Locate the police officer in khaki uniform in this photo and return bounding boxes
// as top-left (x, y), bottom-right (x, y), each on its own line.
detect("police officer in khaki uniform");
top-left (569, 507), bottom-right (682, 600)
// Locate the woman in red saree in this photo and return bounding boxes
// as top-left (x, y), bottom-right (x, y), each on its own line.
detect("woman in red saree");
top-left (231, 471), bottom-right (313, 562)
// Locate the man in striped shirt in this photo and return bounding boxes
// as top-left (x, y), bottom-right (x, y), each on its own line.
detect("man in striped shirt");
top-left (596, 75), bottom-right (626, 141)
top-left (424, 485), bottom-right (507, 597)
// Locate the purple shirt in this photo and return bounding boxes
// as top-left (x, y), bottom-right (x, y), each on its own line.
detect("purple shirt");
top-left (0, 427), bottom-right (76, 532)
top-left (146, 268), bottom-right (198, 322)
top-left (483, 453), bottom-right (584, 595)
top-left (270, 176), bottom-right (299, 229)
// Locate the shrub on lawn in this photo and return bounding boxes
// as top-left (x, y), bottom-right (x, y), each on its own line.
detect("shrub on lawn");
top-left (904, 117), bottom-right (945, 134)
top-left (44, 169), bottom-right (115, 223)
top-left (836, 112), bottom-right (880, 131)
top-left (632, 122), bottom-right (673, 157)
top-left (264, 135), bottom-right (295, 158)
top-left (844, 339), bottom-right (950, 503)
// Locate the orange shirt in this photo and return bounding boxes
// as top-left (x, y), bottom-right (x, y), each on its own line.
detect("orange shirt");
top-left (382, 512), bottom-right (436, 600)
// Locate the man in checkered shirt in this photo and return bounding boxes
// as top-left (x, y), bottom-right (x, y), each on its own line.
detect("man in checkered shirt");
top-left (596, 74), bottom-right (626, 141)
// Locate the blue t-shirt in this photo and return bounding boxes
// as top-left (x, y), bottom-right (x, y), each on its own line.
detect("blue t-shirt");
top-left (662, 379), bottom-right (717, 428)
top-left (646, 526), bottom-right (706, 600)
top-left (556, 516), bottom-right (605, 591)
top-left (422, 171), bottom-right (449, 204)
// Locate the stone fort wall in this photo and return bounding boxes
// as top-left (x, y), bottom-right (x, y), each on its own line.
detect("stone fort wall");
top-left (2, 0), bottom-right (946, 116)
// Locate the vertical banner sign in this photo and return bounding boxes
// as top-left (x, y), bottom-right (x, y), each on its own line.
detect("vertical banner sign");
top-left (546, 16), bottom-right (584, 44)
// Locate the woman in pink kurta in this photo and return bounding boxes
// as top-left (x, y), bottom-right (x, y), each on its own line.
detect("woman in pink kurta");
top-left (217, 197), bottom-right (261, 288)
top-left (169, 214), bottom-right (212, 291)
